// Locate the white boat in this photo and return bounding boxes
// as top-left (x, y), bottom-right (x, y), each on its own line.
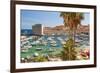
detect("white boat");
top-left (42, 41), bottom-right (48, 45)
top-left (50, 40), bottom-right (56, 44)
top-left (47, 37), bottom-right (53, 41)
top-left (57, 37), bottom-right (63, 41)
top-left (33, 52), bottom-right (39, 57)
top-left (31, 42), bottom-right (36, 46)
top-left (21, 48), bottom-right (28, 52)
top-left (51, 43), bottom-right (57, 47)
top-left (36, 48), bottom-right (42, 50)
top-left (27, 45), bottom-right (32, 48)
top-left (61, 41), bottom-right (66, 45)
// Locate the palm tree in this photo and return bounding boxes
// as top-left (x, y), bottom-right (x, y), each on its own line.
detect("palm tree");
top-left (61, 38), bottom-right (76, 60)
top-left (60, 12), bottom-right (84, 41)
top-left (60, 12), bottom-right (84, 60)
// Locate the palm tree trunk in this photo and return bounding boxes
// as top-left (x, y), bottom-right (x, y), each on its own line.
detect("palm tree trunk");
top-left (68, 47), bottom-right (70, 60)
top-left (73, 28), bottom-right (76, 48)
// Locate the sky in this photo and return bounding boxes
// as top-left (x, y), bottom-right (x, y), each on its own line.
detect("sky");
top-left (21, 10), bottom-right (90, 29)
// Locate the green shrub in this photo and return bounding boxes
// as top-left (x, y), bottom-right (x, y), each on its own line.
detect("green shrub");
top-left (33, 55), bottom-right (48, 62)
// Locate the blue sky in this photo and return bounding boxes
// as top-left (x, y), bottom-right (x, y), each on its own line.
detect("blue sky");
top-left (21, 10), bottom-right (90, 29)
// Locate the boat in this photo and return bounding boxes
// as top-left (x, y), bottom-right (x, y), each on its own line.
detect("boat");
top-left (50, 40), bottom-right (56, 44)
top-left (31, 42), bottom-right (36, 46)
top-left (57, 37), bottom-right (63, 41)
top-left (27, 45), bottom-right (32, 49)
top-left (33, 52), bottom-right (39, 57)
top-left (47, 37), bottom-right (53, 41)
top-left (21, 48), bottom-right (28, 53)
top-left (42, 41), bottom-right (48, 45)
top-left (36, 48), bottom-right (42, 50)
top-left (50, 43), bottom-right (57, 47)
top-left (61, 41), bottom-right (66, 45)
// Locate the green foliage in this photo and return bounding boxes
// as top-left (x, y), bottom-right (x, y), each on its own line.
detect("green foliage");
top-left (63, 38), bottom-right (74, 48)
top-left (60, 12), bottom-right (84, 30)
top-left (60, 12), bottom-right (83, 61)
top-left (33, 55), bottom-right (48, 62)
top-left (61, 38), bottom-right (77, 60)
top-left (60, 12), bottom-right (84, 41)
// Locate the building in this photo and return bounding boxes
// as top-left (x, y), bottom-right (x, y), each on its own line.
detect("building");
top-left (32, 24), bottom-right (89, 35)
top-left (76, 25), bottom-right (89, 34)
top-left (43, 24), bottom-right (89, 35)
top-left (43, 25), bottom-right (67, 35)
top-left (32, 24), bottom-right (43, 35)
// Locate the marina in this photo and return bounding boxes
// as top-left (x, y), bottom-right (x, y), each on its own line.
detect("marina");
top-left (21, 32), bottom-right (89, 62)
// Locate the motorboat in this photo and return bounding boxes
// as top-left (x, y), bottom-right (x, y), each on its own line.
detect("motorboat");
top-left (33, 52), bottom-right (39, 57)
top-left (21, 48), bottom-right (28, 53)
top-left (31, 42), bottom-right (36, 46)
top-left (36, 48), bottom-right (42, 50)
top-left (47, 37), bottom-right (53, 41)
top-left (50, 43), bottom-right (57, 47)
top-left (50, 40), bottom-right (56, 44)
top-left (61, 41), bottom-right (66, 45)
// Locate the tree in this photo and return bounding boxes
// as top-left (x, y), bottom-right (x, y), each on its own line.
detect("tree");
top-left (60, 12), bottom-right (84, 41)
top-left (61, 38), bottom-right (76, 60)
top-left (60, 12), bottom-right (84, 60)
